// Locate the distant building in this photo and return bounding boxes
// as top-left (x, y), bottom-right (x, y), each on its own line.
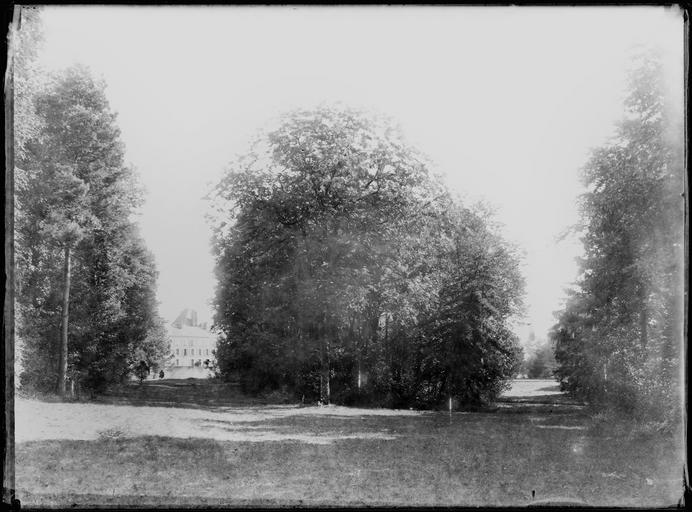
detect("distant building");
top-left (162, 308), bottom-right (217, 379)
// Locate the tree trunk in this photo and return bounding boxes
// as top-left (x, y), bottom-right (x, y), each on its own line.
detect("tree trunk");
top-left (384, 313), bottom-right (389, 366)
top-left (324, 331), bottom-right (331, 405)
top-left (357, 360), bottom-right (362, 390)
top-left (639, 284), bottom-right (647, 348)
top-left (57, 245), bottom-right (71, 398)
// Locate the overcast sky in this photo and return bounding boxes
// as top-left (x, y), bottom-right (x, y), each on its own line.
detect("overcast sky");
top-left (34, 6), bottom-right (683, 343)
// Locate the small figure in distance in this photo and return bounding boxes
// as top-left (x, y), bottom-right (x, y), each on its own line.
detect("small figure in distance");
top-left (159, 370), bottom-right (165, 379)
top-left (136, 360), bottom-right (150, 385)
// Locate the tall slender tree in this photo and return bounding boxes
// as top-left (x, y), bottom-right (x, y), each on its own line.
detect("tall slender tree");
top-left (36, 166), bottom-right (96, 395)
top-left (10, 6), bottom-right (45, 388)
top-left (552, 50), bottom-right (684, 421)
top-left (16, 64), bottom-right (169, 395)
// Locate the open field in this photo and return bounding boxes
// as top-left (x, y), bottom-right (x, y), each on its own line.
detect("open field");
top-left (15, 379), bottom-right (685, 507)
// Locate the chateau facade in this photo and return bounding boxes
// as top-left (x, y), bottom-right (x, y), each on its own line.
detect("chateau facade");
top-left (163, 309), bottom-right (217, 379)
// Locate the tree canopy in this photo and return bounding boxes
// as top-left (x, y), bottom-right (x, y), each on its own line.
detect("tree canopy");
top-left (11, 6), bottom-right (44, 162)
top-left (210, 107), bottom-right (525, 409)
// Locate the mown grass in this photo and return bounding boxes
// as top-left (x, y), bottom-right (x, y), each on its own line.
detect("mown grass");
top-left (16, 400), bottom-right (684, 508)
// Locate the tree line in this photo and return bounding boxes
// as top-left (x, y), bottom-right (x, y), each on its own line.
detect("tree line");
top-left (550, 50), bottom-right (685, 426)
top-left (209, 107), bottom-right (525, 409)
top-left (12, 8), bottom-right (169, 396)
top-left (519, 332), bottom-right (556, 379)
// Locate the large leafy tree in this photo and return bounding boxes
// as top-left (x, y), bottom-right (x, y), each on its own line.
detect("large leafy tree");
top-left (552, 51), bottom-right (684, 421)
top-left (210, 107), bottom-right (524, 408)
top-left (15, 64), bottom-right (169, 395)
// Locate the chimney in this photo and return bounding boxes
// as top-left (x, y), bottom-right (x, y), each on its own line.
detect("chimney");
top-left (173, 308), bottom-right (199, 328)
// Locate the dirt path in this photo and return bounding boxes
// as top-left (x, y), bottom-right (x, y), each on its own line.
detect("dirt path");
top-left (15, 397), bottom-right (423, 445)
top-left (501, 378), bottom-right (563, 398)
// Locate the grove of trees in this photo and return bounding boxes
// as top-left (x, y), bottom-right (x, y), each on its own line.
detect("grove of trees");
top-left (12, 8), bottom-right (169, 396)
top-left (551, 51), bottom-right (685, 424)
top-left (210, 107), bottom-right (525, 409)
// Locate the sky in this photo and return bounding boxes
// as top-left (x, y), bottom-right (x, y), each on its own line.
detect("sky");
top-left (32, 6), bottom-right (684, 344)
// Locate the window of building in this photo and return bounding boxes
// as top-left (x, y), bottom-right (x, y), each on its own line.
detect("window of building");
top-left (183, 349), bottom-right (187, 356)
top-left (176, 349), bottom-right (179, 355)
top-left (176, 359), bottom-right (179, 366)
top-left (190, 359), bottom-right (194, 367)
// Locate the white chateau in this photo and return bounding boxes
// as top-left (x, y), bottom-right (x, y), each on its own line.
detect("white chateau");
top-left (163, 309), bottom-right (217, 379)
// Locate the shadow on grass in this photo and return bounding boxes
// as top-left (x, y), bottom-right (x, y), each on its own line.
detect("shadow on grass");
top-left (92, 379), bottom-right (581, 417)
top-left (92, 379), bottom-right (282, 411)
top-left (497, 390), bottom-right (582, 406)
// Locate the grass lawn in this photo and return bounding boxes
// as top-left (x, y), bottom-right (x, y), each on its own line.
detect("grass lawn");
top-left (15, 380), bottom-right (685, 508)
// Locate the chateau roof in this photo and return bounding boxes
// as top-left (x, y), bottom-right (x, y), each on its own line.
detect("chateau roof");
top-left (167, 323), bottom-right (215, 339)
top-left (167, 308), bottom-right (216, 339)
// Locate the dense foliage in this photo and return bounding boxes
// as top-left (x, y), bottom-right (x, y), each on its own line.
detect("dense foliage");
top-left (210, 107), bottom-right (525, 409)
top-left (551, 52), bottom-right (685, 423)
top-left (11, 6), bottom-right (44, 162)
top-left (14, 54), bottom-right (169, 394)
